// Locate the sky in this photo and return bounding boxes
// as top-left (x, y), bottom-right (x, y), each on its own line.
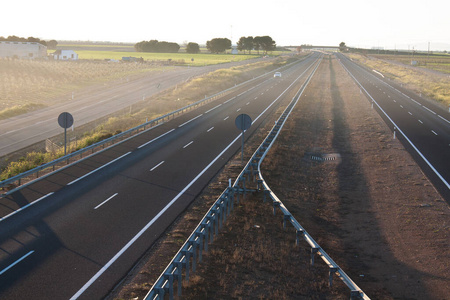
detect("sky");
top-left (1, 0), bottom-right (449, 51)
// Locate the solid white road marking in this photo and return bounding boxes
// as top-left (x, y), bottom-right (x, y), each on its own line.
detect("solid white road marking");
top-left (224, 116), bottom-right (229, 121)
top-left (94, 193), bottom-right (118, 210)
top-left (0, 251), bottom-right (34, 276)
top-left (138, 129), bottom-right (175, 149)
top-left (431, 130), bottom-right (438, 136)
top-left (178, 114), bottom-right (203, 127)
top-left (0, 192), bottom-right (54, 222)
top-left (205, 104), bottom-right (222, 114)
top-left (207, 127), bottom-right (214, 132)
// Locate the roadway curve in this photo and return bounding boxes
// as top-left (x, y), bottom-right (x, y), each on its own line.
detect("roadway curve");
top-left (337, 53), bottom-right (450, 201)
top-left (0, 53), bottom-right (322, 299)
top-left (0, 58), bottom-right (265, 157)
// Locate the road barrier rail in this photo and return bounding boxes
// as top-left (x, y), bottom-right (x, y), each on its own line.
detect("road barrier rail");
top-left (0, 58), bottom-right (307, 196)
top-left (145, 56), bottom-right (370, 300)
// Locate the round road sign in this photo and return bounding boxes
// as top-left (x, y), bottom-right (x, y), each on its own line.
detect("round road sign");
top-left (235, 114), bottom-right (252, 131)
top-left (58, 112), bottom-right (74, 129)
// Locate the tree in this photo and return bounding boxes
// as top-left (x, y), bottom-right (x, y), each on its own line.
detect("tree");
top-left (339, 42), bottom-right (348, 52)
top-left (186, 42), bottom-right (200, 54)
top-left (47, 40), bottom-right (58, 49)
top-left (206, 38), bottom-right (231, 54)
top-left (134, 40), bottom-right (180, 53)
top-left (256, 36), bottom-right (276, 54)
top-left (237, 37), bottom-right (246, 53)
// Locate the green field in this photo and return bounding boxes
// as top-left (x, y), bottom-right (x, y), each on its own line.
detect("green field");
top-left (74, 50), bottom-right (261, 66)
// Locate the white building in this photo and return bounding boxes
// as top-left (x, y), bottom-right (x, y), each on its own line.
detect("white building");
top-left (53, 50), bottom-right (78, 60)
top-left (0, 41), bottom-right (47, 59)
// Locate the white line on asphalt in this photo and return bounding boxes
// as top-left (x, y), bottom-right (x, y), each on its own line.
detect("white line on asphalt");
top-left (223, 97), bottom-right (235, 104)
top-left (150, 161), bottom-right (165, 171)
top-left (178, 114), bottom-right (203, 127)
top-left (236, 108), bottom-right (241, 112)
top-left (138, 129), bottom-right (175, 149)
top-left (431, 130), bottom-right (438, 136)
top-left (207, 127), bottom-right (214, 132)
top-left (418, 120), bottom-right (423, 124)
top-left (438, 115), bottom-right (450, 124)
top-left (183, 141), bottom-right (193, 148)
top-left (246, 102), bottom-right (250, 105)
top-left (422, 106), bottom-right (436, 115)
top-left (0, 192), bottom-right (54, 222)
top-left (205, 104), bottom-right (222, 114)
top-left (0, 251), bottom-right (34, 276)
top-left (400, 105), bottom-right (404, 108)
top-left (94, 193), bottom-right (118, 210)
top-left (224, 116), bottom-right (229, 121)
top-left (68, 152), bottom-right (131, 185)
top-left (254, 97), bottom-right (258, 100)
top-left (408, 112), bottom-right (413, 116)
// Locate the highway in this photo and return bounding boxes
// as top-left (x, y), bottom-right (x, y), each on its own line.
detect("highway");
top-left (337, 53), bottom-right (450, 200)
top-left (0, 53), bottom-right (322, 299)
top-left (0, 58), bottom-right (265, 157)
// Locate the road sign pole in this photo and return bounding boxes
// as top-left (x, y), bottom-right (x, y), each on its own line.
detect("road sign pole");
top-left (64, 127), bottom-right (67, 155)
top-left (241, 130), bottom-right (245, 163)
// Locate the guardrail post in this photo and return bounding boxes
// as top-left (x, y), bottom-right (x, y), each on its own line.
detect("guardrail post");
top-left (329, 267), bottom-right (338, 287)
top-left (197, 232), bottom-right (203, 262)
top-left (283, 214), bottom-right (290, 229)
top-left (214, 211), bottom-right (219, 235)
top-left (350, 290), bottom-right (362, 300)
top-left (296, 229), bottom-right (304, 245)
top-left (175, 261), bottom-right (183, 297)
top-left (182, 250), bottom-right (190, 282)
top-left (163, 272), bottom-right (174, 300)
top-left (191, 242), bottom-right (197, 273)
top-left (273, 201), bottom-right (280, 215)
top-left (155, 287), bottom-right (164, 299)
top-left (311, 247), bottom-right (319, 266)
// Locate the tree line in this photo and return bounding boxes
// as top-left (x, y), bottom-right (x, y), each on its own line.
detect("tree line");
top-left (236, 36), bottom-right (276, 54)
top-left (134, 35), bottom-right (276, 54)
top-left (0, 36), bottom-right (58, 49)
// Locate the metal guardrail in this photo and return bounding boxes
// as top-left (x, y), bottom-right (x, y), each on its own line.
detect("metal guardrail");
top-left (0, 59), bottom-right (304, 196)
top-left (144, 56), bottom-right (370, 300)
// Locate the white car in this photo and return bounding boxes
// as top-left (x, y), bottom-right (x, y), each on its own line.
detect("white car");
top-left (274, 72), bottom-right (281, 78)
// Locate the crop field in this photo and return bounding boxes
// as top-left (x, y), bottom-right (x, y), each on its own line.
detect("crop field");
top-left (0, 59), bottom-right (162, 118)
top-left (74, 50), bottom-right (261, 66)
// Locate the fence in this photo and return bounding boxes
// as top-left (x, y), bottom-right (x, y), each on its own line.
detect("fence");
top-left (144, 57), bottom-right (370, 300)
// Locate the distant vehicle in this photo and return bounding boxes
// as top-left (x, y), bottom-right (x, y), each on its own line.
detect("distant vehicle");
top-left (274, 72), bottom-right (282, 78)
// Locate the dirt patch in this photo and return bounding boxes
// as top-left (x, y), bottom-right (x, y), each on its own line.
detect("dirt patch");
top-left (109, 55), bottom-right (449, 299)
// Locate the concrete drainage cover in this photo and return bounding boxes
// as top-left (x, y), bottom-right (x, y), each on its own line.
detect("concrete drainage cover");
top-left (305, 152), bottom-right (341, 163)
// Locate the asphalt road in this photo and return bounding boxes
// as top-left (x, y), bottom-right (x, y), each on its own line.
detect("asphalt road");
top-left (0, 53), bottom-right (322, 299)
top-left (0, 58), bottom-right (266, 157)
top-left (337, 53), bottom-right (450, 200)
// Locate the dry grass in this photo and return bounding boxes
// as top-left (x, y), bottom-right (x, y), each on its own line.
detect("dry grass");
top-left (0, 58), bottom-right (161, 117)
top-left (347, 53), bottom-right (450, 106)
